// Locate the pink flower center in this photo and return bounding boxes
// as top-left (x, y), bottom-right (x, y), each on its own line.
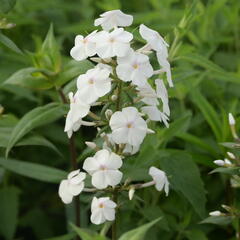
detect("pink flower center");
top-left (127, 122), bottom-right (133, 128)
top-left (109, 38), bottom-right (115, 43)
top-left (100, 165), bottom-right (107, 170)
top-left (132, 63), bottom-right (139, 69)
top-left (99, 203), bottom-right (104, 208)
top-left (88, 78), bottom-right (94, 84)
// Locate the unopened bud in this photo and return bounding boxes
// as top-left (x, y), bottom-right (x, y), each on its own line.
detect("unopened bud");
top-left (227, 152), bottom-right (236, 160)
top-left (209, 210), bottom-right (222, 216)
top-left (100, 132), bottom-right (106, 138)
top-left (128, 187), bottom-right (135, 200)
top-left (147, 128), bottom-right (155, 134)
top-left (111, 95), bottom-right (117, 101)
top-left (90, 57), bottom-right (102, 63)
top-left (214, 160), bottom-right (225, 166)
top-left (105, 109), bottom-right (113, 120)
top-left (224, 158), bottom-right (232, 165)
top-left (229, 113), bottom-right (235, 125)
top-left (221, 204), bottom-right (231, 212)
top-left (85, 141), bottom-right (97, 149)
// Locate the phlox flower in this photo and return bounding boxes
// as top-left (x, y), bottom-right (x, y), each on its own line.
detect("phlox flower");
top-left (93, 28), bottom-right (133, 58)
top-left (58, 170), bottom-right (86, 204)
top-left (149, 166), bottom-right (169, 196)
top-left (94, 10), bottom-right (133, 31)
top-left (83, 149), bottom-right (123, 189)
top-left (70, 30), bottom-right (97, 61)
top-left (64, 92), bottom-right (90, 138)
top-left (76, 67), bottom-right (111, 104)
top-left (91, 197), bottom-right (117, 224)
top-left (137, 83), bottom-right (159, 106)
top-left (116, 51), bottom-right (153, 86)
top-left (109, 107), bottom-right (148, 146)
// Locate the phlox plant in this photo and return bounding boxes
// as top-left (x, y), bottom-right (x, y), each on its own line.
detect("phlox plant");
top-left (58, 9), bottom-right (172, 239)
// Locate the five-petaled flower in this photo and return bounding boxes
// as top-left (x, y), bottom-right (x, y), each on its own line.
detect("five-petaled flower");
top-left (58, 169), bottom-right (86, 204)
top-left (83, 149), bottom-right (123, 189)
top-left (90, 197), bottom-right (117, 224)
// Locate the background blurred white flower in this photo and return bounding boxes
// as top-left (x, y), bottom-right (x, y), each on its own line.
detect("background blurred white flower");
top-left (58, 170), bottom-right (86, 204)
top-left (94, 10), bottom-right (133, 31)
top-left (91, 197), bottom-right (117, 224)
top-left (83, 149), bottom-right (123, 189)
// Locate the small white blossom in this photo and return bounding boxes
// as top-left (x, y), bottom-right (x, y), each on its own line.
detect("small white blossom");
top-left (93, 28), bottom-right (133, 58)
top-left (109, 107), bottom-right (148, 146)
top-left (83, 149), bottom-right (123, 189)
top-left (58, 169), bottom-right (86, 204)
top-left (141, 106), bottom-right (169, 127)
top-left (116, 51), bottom-right (153, 86)
top-left (76, 67), bottom-right (111, 104)
top-left (228, 113), bottom-right (235, 125)
top-left (64, 92), bottom-right (90, 138)
top-left (70, 30), bottom-right (97, 61)
top-left (94, 10), bottom-right (133, 31)
top-left (91, 197), bottom-right (117, 225)
top-left (149, 166), bottom-right (169, 196)
top-left (214, 158), bottom-right (232, 166)
top-left (139, 24), bottom-right (169, 55)
top-left (137, 83), bottom-right (159, 106)
top-left (209, 211), bottom-right (222, 216)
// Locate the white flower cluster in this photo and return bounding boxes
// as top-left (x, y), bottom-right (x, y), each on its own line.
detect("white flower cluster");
top-left (59, 10), bottom-right (172, 225)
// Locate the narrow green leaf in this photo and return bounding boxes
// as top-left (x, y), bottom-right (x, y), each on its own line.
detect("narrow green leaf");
top-left (210, 167), bottom-right (240, 175)
top-left (0, 32), bottom-right (22, 54)
top-left (201, 216), bottom-right (233, 225)
top-left (43, 233), bottom-right (75, 240)
top-left (0, 158), bottom-right (67, 183)
top-left (6, 103), bottom-right (66, 157)
top-left (160, 150), bottom-right (206, 218)
top-left (0, 187), bottom-right (19, 240)
top-left (119, 217), bottom-right (162, 240)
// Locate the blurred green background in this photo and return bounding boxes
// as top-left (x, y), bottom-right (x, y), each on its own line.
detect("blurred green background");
top-left (0, 0), bottom-right (240, 239)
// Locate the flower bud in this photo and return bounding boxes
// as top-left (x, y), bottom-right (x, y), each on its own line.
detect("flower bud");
top-left (227, 152), bottom-right (236, 160)
top-left (147, 128), bottom-right (155, 134)
top-left (209, 211), bottom-right (222, 216)
top-left (128, 187), bottom-right (135, 200)
top-left (221, 204), bottom-right (232, 212)
top-left (228, 113), bottom-right (235, 125)
top-left (111, 95), bottom-right (117, 101)
top-left (224, 158), bottom-right (232, 165)
top-left (213, 160), bottom-right (225, 166)
top-left (85, 141), bottom-right (97, 150)
top-left (105, 109), bottom-right (113, 120)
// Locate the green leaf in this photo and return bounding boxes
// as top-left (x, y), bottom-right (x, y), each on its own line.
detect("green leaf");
top-left (43, 233), bottom-right (75, 240)
top-left (0, 0), bottom-right (16, 13)
top-left (70, 223), bottom-right (108, 240)
top-left (185, 229), bottom-right (208, 240)
top-left (210, 167), bottom-right (240, 175)
top-left (0, 158), bottom-right (67, 183)
top-left (6, 103), bottom-right (67, 157)
top-left (201, 216), bottom-right (233, 225)
top-left (4, 67), bottom-right (54, 89)
top-left (160, 150), bottom-right (206, 218)
top-left (0, 32), bottom-right (22, 54)
top-left (0, 187), bottom-right (20, 240)
top-left (220, 142), bottom-right (240, 149)
top-left (119, 217), bottom-right (162, 240)
top-left (190, 89), bottom-right (222, 141)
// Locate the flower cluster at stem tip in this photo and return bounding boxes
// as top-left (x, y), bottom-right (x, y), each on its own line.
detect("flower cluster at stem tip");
top-left (59, 9), bottom-right (172, 225)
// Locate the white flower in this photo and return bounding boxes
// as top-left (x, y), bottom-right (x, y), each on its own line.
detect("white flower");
top-left (139, 24), bottom-right (169, 55)
top-left (149, 166), bottom-right (169, 196)
top-left (109, 107), bottom-right (148, 146)
top-left (155, 79), bottom-right (170, 116)
top-left (228, 113), bottom-right (235, 125)
top-left (76, 67), bottom-right (111, 104)
top-left (58, 169), bottom-right (86, 204)
top-left (64, 92), bottom-right (90, 138)
top-left (157, 52), bottom-right (173, 87)
top-left (116, 51), bottom-right (153, 86)
top-left (94, 10), bottom-right (133, 31)
top-left (214, 158), bottom-right (232, 166)
top-left (137, 83), bottom-right (158, 106)
top-left (70, 31), bottom-right (97, 61)
top-left (91, 197), bottom-right (117, 225)
top-left (141, 106), bottom-right (169, 128)
top-left (209, 211), bottom-right (221, 216)
top-left (93, 28), bottom-right (133, 58)
top-left (83, 149), bottom-right (123, 189)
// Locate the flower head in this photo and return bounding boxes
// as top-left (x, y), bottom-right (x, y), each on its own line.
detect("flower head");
top-left (149, 166), bottom-right (169, 196)
top-left (94, 10), bottom-right (133, 31)
top-left (58, 169), bottom-right (86, 204)
top-left (91, 197), bottom-right (117, 224)
top-left (93, 28), bottom-right (133, 58)
top-left (64, 92), bottom-right (90, 138)
top-left (83, 149), bottom-right (123, 189)
top-left (76, 67), bottom-right (111, 104)
top-left (109, 107), bottom-right (148, 146)
top-left (116, 51), bottom-right (153, 86)
top-left (70, 30), bottom-right (97, 61)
